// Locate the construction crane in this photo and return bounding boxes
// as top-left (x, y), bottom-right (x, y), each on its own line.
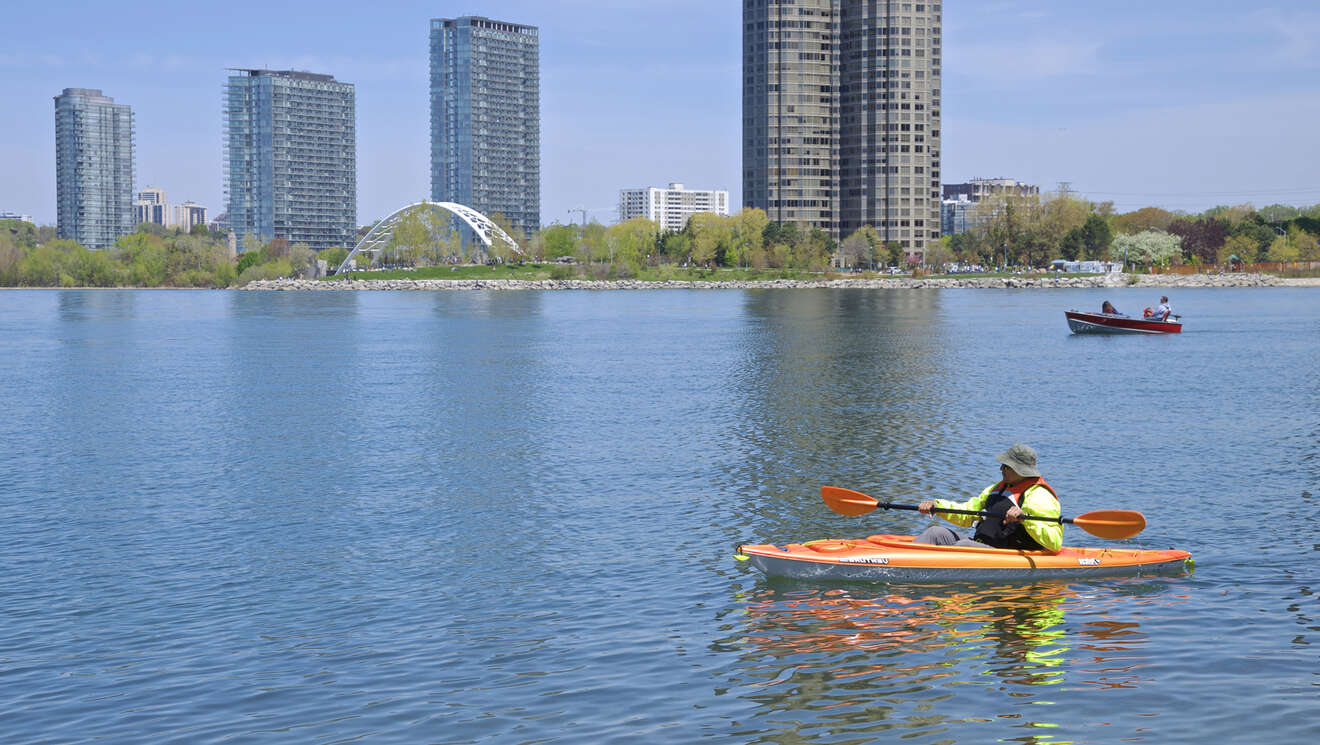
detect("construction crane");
top-left (568, 207), bottom-right (613, 226)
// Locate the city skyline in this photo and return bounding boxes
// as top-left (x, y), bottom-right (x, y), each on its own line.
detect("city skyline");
top-left (4, 1), bottom-right (1320, 232)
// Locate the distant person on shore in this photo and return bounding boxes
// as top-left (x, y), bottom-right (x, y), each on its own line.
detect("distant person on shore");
top-left (913, 444), bottom-right (1063, 553)
top-left (1101, 300), bottom-right (1119, 315)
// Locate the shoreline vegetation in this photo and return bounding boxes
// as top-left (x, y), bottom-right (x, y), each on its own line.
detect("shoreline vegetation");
top-left (5, 196), bottom-right (1320, 291)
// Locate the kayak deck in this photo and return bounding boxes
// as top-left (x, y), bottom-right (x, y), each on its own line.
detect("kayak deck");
top-left (738, 534), bottom-right (1192, 582)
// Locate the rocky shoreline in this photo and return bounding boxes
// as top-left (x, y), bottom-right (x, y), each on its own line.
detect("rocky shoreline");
top-left (242, 273), bottom-right (1320, 291)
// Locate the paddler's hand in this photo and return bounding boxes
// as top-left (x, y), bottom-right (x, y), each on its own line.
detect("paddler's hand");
top-left (1004, 505), bottom-right (1025, 523)
top-left (918, 500), bottom-right (935, 514)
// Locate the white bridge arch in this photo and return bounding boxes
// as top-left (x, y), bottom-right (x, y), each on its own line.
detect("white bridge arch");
top-left (336, 201), bottom-right (522, 274)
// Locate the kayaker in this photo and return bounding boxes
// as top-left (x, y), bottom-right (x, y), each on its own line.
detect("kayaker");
top-left (914, 444), bottom-right (1063, 553)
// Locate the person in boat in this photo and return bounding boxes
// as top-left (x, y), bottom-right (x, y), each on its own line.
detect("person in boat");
top-left (1101, 300), bottom-right (1119, 315)
top-left (1144, 296), bottom-right (1172, 320)
top-left (914, 444), bottom-right (1063, 553)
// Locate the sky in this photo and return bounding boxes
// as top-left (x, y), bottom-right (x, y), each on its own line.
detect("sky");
top-left (3, 0), bottom-right (1320, 228)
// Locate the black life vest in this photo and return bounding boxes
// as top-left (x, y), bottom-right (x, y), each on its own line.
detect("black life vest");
top-left (973, 477), bottom-right (1059, 551)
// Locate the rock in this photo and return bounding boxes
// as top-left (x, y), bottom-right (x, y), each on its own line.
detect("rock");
top-left (238, 273), bottom-right (1304, 291)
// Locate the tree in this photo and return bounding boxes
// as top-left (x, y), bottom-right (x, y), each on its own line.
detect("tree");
top-left (1221, 234), bottom-right (1259, 265)
top-left (1167, 218), bottom-right (1227, 265)
top-left (240, 233), bottom-right (263, 256)
top-left (0, 230), bottom-right (23, 285)
top-left (578, 222), bottom-right (607, 264)
top-left (687, 212), bottom-right (728, 267)
top-left (730, 208), bottom-right (769, 268)
top-left (606, 217), bottom-right (658, 273)
top-left (2, 219), bottom-right (40, 248)
top-left (660, 232), bottom-right (692, 265)
top-left (925, 235), bottom-right (954, 271)
top-left (540, 224), bottom-right (577, 260)
top-left (1112, 230), bottom-right (1181, 266)
top-left (236, 251), bottom-right (262, 274)
top-left (841, 225), bottom-right (879, 269)
top-left (488, 212), bottom-right (522, 263)
top-left (389, 206), bottom-right (432, 265)
top-left (1294, 227), bottom-right (1320, 261)
top-left (1035, 192), bottom-right (1090, 256)
top-left (1059, 226), bottom-right (1084, 261)
top-left (1112, 206), bottom-right (1174, 235)
top-left (1079, 214), bottom-right (1113, 260)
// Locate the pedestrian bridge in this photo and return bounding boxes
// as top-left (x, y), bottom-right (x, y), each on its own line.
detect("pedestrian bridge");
top-left (335, 201), bottom-right (521, 274)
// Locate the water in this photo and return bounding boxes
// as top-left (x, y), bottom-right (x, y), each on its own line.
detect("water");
top-left (0, 287), bottom-right (1316, 744)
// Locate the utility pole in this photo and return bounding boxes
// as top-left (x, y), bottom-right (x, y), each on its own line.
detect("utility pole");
top-left (569, 208), bottom-right (587, 226)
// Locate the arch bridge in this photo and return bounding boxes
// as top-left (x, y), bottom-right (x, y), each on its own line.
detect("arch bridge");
top-left (336, 201), bottom-right (522, 275)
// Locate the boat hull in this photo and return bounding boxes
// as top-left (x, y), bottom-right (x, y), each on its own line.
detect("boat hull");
top-left (739, 534), bottom-right (1192, 582)
top-left (1066, 310), bottom-right (1181, 334)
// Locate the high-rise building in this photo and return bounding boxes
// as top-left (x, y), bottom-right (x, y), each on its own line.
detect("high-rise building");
top-left (224, 69), bottom-right (356, 252)
top-left (618, 183), bottom-right (730, 233)
top-left (54, 88), bottom-right (135, 249)
top-left (743, 1), bottom-right (942, 257)
top-left (134, 186), bottom-right (169, 226)
top-left (430, 16), bottom-right (540, 239)
top-left (174, 202), bottom-right (208, 233)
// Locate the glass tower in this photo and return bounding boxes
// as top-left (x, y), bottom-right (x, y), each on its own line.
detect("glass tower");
top-left (744, 0), bottom-right (942, 256)
top-left (224, 69), bottom-right (356, 252)
top-left (430, 16), bottom-right (540, 239)
top-left (54, 88), bottom-right (135, 250)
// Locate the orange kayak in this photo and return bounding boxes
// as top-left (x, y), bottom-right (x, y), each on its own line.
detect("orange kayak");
top-left (738, 534), bottom-right (1192, 582)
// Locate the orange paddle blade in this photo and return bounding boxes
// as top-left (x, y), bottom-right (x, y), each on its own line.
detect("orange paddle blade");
top-left (821, 486), bottom-right (880, 516)
top-left (1071, 510), bottom-right (1146, 540)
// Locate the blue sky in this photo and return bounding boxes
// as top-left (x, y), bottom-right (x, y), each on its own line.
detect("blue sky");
top-left (3, 1), bottom-right (1319, 228)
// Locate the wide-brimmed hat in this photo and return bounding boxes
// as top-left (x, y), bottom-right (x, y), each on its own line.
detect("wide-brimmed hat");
top-left (996, 444), bottom-right (1040, 477)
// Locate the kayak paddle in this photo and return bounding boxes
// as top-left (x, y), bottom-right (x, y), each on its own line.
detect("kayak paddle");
top-left (821, 485), bottom-right (1146, 540)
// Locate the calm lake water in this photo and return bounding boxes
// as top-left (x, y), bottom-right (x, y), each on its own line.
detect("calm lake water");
top-left (1, 287), bottom-right (1316, 744)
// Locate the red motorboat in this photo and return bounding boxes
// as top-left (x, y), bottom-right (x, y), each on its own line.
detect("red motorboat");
top-left (1065, 309), bottom-right (1182, 334)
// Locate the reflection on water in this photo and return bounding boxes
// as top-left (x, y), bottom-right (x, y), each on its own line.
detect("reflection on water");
top-left (722, 579), bottom-right (1190, 741)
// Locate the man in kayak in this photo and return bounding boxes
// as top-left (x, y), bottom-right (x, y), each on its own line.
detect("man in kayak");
top-left (914, 444), bottom-right (1063, 553)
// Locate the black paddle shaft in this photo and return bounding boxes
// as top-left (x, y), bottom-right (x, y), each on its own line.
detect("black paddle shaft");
top-left (880, 501), bottom-right (1073, 525)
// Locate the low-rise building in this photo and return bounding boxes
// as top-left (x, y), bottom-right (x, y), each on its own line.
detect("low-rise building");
top-left (940, 178), bottom-right (1040, 236)
top-left (942, 178), bottom-right (1039, 203)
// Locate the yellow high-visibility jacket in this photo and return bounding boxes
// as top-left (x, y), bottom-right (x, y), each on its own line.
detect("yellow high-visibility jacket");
top-left (931, 478), bottom-right (1063, 553)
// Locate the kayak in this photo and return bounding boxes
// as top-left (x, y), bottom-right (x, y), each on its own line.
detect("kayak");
top-left (738, 534), bottom-right (1192, 582)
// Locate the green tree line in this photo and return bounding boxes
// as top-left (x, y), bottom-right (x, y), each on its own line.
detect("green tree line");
top-left (940, 193), bottom-right (1320, 269)
top-left (0, 220), bottom-right (338, 287)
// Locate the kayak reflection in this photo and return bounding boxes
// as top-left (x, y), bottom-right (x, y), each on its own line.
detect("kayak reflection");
top-left (736, 584), bottom-right (1072, 689)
